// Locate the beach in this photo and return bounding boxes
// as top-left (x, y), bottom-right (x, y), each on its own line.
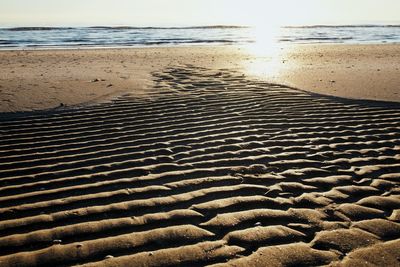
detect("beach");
top-left (0, 44), bottom-right (400, 266)
top-left (1, 44), bottom-right (400, 112)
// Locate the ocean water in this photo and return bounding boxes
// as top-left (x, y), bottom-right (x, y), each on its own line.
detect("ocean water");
top-left (0, 25), bottom-right (399, 49)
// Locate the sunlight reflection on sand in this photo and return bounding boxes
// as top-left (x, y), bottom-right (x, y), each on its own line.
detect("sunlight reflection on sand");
top-left (242, 26), bottom-right (289, 81)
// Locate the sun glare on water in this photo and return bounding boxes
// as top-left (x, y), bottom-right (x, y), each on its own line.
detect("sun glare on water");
top-left (238, 2), bottom-right (287, 58)
top-left (236, 0), bottom-right (317, 56)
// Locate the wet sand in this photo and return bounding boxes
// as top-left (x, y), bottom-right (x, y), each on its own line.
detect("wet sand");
top-left (0, 46), bottom-right (400, 266)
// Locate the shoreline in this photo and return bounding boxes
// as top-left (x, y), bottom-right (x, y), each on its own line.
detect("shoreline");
top-left (1, 44), bottom-right (400, 113)
top-left (1, 41), bottom-right (400, 52)
top-left (0, 43), bottom-right (248, 52)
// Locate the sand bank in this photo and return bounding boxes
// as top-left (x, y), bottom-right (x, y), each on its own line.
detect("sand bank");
top-left (1, 44), bottom-right (400, 112)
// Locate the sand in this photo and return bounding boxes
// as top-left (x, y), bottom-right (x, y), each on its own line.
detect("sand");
top-left (0, 45), bottom-right (400, 266)
top-left (0, 47), bottom-right (243, 113)
top-left (245, 44), bottom-right (400, 103)
top-left (1, 44), bottom-right (400, 113)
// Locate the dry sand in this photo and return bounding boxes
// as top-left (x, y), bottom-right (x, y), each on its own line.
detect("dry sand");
top-left (1, 44), bottom-right (400, 113)
top-left (0, 45), bottom-right (400, 266)
top-left (246, 44), bottom-right (400, 103)
top-left (0, 47), bottom-right (244, 113)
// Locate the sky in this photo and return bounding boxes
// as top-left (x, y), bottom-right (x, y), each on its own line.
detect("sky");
top-left (0, 0), bottom-right (399, 27)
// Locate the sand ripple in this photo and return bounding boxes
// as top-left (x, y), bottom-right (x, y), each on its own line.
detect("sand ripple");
top-left (0, 66), bottom-right (399, 266)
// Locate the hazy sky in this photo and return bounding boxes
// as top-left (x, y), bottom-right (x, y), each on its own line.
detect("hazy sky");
top-left (1, 0), bottom-right (399, 27)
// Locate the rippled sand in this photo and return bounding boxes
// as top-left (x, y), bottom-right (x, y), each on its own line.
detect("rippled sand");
top-left (0, 66), bottom-right (399, 266)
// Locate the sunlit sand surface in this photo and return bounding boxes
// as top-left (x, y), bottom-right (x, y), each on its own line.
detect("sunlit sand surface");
top-left (243, 43), bottom-right (400, 103)
top-left (1, 44), bottom-right (400, 113)
top-left (1, 64), bottom-right (400, 266)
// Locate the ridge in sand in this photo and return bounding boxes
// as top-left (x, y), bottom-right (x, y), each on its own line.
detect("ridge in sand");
top-left (0, 65), bottom-right (399, 266)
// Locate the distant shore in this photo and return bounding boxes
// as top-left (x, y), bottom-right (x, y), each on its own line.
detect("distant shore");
top-left (0, 44), bottom-right (400, 113)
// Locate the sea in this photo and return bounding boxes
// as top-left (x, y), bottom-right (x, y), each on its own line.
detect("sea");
top-left (0, 25), bottom-right (399, 49)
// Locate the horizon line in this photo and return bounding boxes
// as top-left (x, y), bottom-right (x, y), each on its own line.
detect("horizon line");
top-left (2, 22), bottom-right (400, 30)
